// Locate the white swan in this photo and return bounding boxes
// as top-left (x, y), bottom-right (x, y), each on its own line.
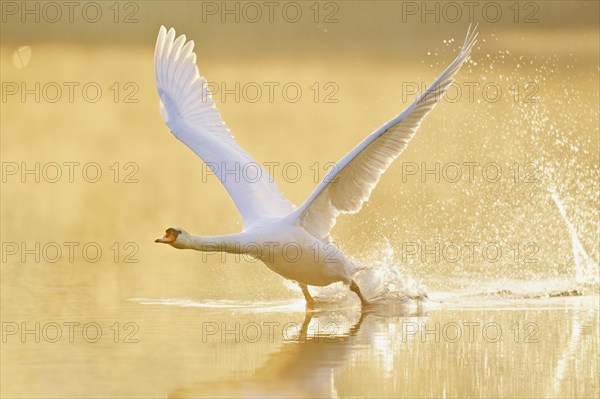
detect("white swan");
top-left (154, 25), bottom-right (478, 307)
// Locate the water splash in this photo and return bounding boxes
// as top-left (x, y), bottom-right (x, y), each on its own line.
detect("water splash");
top-left (355, 237), bottom-right (428, 302)
top-left (549, 189), bottom-right (599, 286)
top-left (282, 238), bottom-right (428, 304)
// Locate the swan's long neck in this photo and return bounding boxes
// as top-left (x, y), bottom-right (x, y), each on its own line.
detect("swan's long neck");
top-left (177, 233), bottom-right (250, 254)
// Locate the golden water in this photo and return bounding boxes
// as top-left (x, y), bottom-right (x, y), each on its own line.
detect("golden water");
top-left (1, 2), bottom-right (598, 397)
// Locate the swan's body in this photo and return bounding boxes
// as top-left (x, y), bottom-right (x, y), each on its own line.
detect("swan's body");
top-left (153, 25), bottom-right (478, 306)
top-left (167, 221), bottom-right (360, 287)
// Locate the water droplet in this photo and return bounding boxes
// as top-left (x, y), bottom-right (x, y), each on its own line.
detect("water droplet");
top-left (12, 45), bottom-right (31, 69)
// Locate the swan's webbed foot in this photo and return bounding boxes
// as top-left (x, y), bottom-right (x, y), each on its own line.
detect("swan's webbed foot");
top-left (350, 280), bottom-right (371, 307)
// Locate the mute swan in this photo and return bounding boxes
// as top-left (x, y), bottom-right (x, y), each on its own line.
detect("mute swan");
top-left (154, 25), bottom-right (478, 307)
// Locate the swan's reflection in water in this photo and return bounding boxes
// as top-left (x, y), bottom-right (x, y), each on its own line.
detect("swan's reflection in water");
top-left (169, 303), bottom-right (426, 398)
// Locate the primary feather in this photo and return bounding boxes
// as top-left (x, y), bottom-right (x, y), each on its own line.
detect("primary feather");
top-left (294, 25), bottom-right (478, 239)
top-left (154, 26), bottom-right (294, 229)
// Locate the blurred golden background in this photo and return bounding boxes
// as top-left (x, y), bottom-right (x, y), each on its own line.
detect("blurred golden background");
top-left (1, 1), bottom-right (598, 398)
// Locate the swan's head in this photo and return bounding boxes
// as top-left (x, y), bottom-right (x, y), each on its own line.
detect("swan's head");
top-left (155, 227), bottom-right (188, 249)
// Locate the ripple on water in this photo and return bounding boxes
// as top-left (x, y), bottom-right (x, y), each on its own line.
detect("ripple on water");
top-left (129, 297), bottom-right (306, 313)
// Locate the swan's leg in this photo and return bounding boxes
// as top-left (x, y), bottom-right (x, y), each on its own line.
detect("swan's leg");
top-left (350, 280), bottom-right (370, 306)
top-left (299, 283), bottom-right (315, 308)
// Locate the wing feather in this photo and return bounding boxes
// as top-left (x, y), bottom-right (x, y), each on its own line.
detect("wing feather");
top-left (294, 25), bottom-right (478, 239)
top-left (155, 26), bottom-right (294, 228)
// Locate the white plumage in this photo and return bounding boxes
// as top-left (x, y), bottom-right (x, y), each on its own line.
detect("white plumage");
top-left (154, 25), bottom-right (478, 306)
top-left (154, 26), bottom-right (294, 229)
top-left (296, 26), bottom-right (477, 239)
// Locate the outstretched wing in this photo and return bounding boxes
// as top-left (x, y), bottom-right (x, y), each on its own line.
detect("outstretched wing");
top-left (293, 25), bottom-right (478, 239)
top-left (155, 26), bottom-right (294, 228)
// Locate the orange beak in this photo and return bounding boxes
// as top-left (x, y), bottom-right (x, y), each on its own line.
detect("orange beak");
top-left (155, 229), bottom-right (179, 244)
